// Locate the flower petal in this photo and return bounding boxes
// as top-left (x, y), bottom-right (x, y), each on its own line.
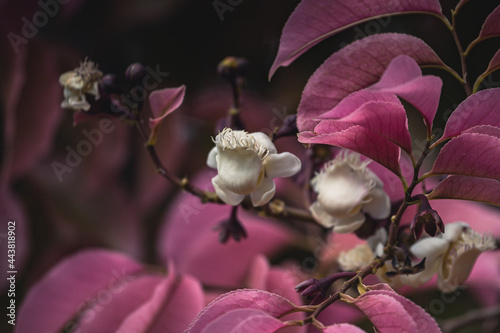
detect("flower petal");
top-left (212, 175), bottom-right (245, 206)
top-left (250, 132), bottom-right (277, 154)
top-left (333, 212), bottom-right (366, 233)
top-left (363, 188), bottom-right (391, 219)
top-left (310, 201), bottom-right (337, 228)
top-left (216, 148), bottom-right (263, 194)
top-left (206, 147), bottom-right (218, 169)
top-left (250, 177), bottom-right (276, 206)
top-left (265, 152), bottom-right (302, 178)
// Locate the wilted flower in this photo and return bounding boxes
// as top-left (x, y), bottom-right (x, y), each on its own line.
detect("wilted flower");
top-left (310, 151), bottom-right (391, 232)
top-left (207, 128), bottom-right (301, 206)
top-left (59, 59), bottom-right (103, 111)
top-left (338, 227), bottom-right (387, 271)
top-left (409, 222), bottom-right (496, 292)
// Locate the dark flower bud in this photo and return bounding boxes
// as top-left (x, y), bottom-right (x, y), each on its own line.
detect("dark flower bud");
top-left (410, 194), bottom-right (444, 240)
top-left (295, 272), bottom-right (356, 304)
top-left (100, 74), bottom-right (121, 95)
top-left (125, 62), bottom-right (148, 86)
top-left (212, 207), bottom-right (247, 243)
top-left (217, 56), bottom-right (248, 82)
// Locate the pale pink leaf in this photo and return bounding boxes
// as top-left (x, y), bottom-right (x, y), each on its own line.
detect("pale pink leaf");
top-left (314, 100), bottom-right (412, 154)
top-left (148, 85), bottom-right (185, 144)
top-left (428, 175), bottom-right (500, 207)
top-left (351, 289), bottom-right (441, 332)
top-left (186, 289), bottom-right (298, 333)
top-left (269, 0), bottom-right (444, 78)
top-left (297, 33), bottom-right (445, 131)
top-left (116, 270), bottom-right (204, 333)
top-left (77, 275), bottom-right (164, 333)
top-left (196, 308), bottom-right (286, 333)
top-left (438, 88), bottom-right (500, 143)
top-left (323, 324), bottom-right (366, 333)
top-left (368, 55), bottom-right (443, 130)
top-left (430, 131), bottom-right (500, 181)
top-left (486, 48), bottom-right (500, 73)
top-left (299, 126), bottom-right (402, 176)
top-left (16, 250), bottom-right (145, 333)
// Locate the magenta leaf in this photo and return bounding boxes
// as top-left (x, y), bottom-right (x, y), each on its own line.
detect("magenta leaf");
top-left (437, 88), bottom-right (500, 144)
top-left (368, 55), bottom-right (443, 132)
top-left (296, 33), bottom-right (445, 131)
top-left (428, 175), bottom-right (500, 207)
top-left (194, 308), bottom-right (286, 333)
top-left (16, 250), bottom-right (145, 333)
top-left (269, 0), bottom-right (444, 78)
top-left (318, 90), bottom-right (400, 120)
top-left (467, 5), bottom-right (500, 54)
top-left (299, 126), bottom-right (402, 176)
top-left (430, 130), bottom-right (500, 181)
top-left (147, 85), bottom-right (186, 145)
top-left (346, 284), bottom-right (441, 332)
top-left (314, 100), bottom-right (412, 154)
top-left (186, 289), bottom-right (298, 333)
top-left (473, 49), bottom-right (500, 93)
top-left (323, 324), bottom-right (366, 333)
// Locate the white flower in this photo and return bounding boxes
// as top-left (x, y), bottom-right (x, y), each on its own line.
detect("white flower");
top-left (338, 228), bottom-right (387, 271)
top-left (309, 151), bottom-right (391, 232)
top-left (408, 222), bottom-right (496, 292)
top-left (207, 128), bottom-right (301, 206)
top-left (59, 59), bottom-right (102, 111)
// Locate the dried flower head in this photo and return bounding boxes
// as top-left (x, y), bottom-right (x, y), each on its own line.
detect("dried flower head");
top-left (59, 59), bottom-right (103, 111)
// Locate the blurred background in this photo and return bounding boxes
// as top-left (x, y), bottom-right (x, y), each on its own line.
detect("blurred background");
top-left (1, 0), bottom-right (499, 332)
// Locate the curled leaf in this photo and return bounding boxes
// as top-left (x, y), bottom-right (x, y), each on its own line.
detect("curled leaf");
top-left (147, 85), bottom-right (186, 145)
top-left (296, 33), bottom-right (445, 131)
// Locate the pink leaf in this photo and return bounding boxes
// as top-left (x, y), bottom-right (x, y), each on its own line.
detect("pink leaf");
top-left (473, 5), bottom-right (500, 43)
top-left (16, 250), bottom-right (145, 333)
top-left (318, 90), bottom-right (400, 120)
top-left (368, 55), bottom-right (443, 131)
top-left (349, 287), bottom-right (441, 332)
top-left (147, 85), bottom-right (185, 145)
top-left (486, 48), bottom-right (500, 73)
top-left (116, 267), bottom-right (204, 333)
top-left (296, 33), bottom-right (445, 131)
top-left (269, 0), bottom-right (444, 78)
top-left (430, 131), bottom-right (500, 181)
top-left (186, 289), bottom-right (298, 333)
top-left (299, 126), bottom-right (402, 176)
top-left (195, 308), bottom-right (286, 333)
top-left (314, 100), bottom-right (412, 154)
top-left (473, 49), bottom-right (500, 93)
top-left (437, 88), bottom-right (500, 143)
top-left (428, 175), bottom-right (500, 207)
top-left (323, 324), bottom-right (366, 333)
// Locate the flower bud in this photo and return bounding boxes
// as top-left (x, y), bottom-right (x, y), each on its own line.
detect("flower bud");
top-left (125, 62), bottom-right (148, 86)
top-left (100, 74), bottom-right (121, 95)
top-left (410, 194), bottom-right (444, 240)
